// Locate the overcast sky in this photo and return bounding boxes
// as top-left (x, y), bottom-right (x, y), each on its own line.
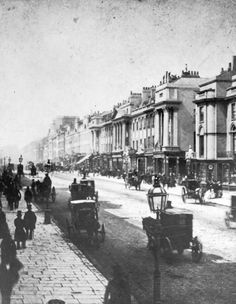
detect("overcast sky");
top-left (0, 0), bottom-right (236, 150)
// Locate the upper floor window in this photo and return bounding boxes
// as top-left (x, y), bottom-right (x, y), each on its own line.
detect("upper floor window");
top-left (199, 106), bottom-right (204, 122)
top-left (159, 92), bottom-right (163, 98)
top-left (232, 103), bottom-right (236, 120)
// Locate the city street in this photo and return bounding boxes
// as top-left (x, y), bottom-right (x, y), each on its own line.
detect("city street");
top-left (34, 172), bottom-right (236, 304)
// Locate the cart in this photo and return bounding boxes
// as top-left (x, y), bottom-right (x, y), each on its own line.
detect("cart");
top-left (142, 200), bottom-right (203, 262)
top-left (125, 173), bottom-right (142, 190)
top-left (68, 178), bottom-right (98, 207)
top-left (181, 178), bottom-right (204, 204)
top-left (225, 195), bottom-right (236, 228)
top-left (66, 199), bottom-right (105, 244)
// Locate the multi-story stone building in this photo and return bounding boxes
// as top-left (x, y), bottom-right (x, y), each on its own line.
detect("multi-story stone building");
top-left (152, 68), bottom-right (206, 177)
top-left (193, 56), bottom-right (236, 182)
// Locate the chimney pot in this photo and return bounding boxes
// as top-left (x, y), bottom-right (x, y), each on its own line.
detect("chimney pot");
top-left (228, 62), bottom-right (232, 71)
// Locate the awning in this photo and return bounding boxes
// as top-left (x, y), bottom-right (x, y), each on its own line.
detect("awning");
top-left (76, 154), bottom-right (91, 165)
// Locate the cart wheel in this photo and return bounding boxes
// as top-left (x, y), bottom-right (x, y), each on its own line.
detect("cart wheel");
top-left (100, 224), bottom-right (105, 242)
top-left (181, 187), bottom-right (186, 203)
top-left (192, 236), bottom-right (203, 263)
top-left (225, 212), bottom-right (231, 228)
top-left (162, 237), bottom-right (173, 262)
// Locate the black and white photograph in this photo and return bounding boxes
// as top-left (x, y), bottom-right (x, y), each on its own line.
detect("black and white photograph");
top-left (0, 0), bottom-right (235, 303)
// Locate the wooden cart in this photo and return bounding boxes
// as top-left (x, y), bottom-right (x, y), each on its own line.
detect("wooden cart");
top-left (66, 199), bottom-right (105, 245)
top-left (143, 203), bottom-right (202, 262)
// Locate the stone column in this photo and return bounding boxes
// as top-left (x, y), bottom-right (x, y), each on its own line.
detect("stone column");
top-left (122, 122), bottom-right (126, 149)
top-left (173, 109), bottom-right (178, 146)
top-left (163, 108), bottom-right (169, 147)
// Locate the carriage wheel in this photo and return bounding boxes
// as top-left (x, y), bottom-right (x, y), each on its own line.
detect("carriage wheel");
top-left (161, 237), bottom-right (173, 262)
top-left (225, 212), bottom-right (231, 228)
top-left (181, 187), bottom-right (186, 203)
top-left (191, 237), bottom-right (203, 263)
top-left (101, 224), bottom-right (105, 242)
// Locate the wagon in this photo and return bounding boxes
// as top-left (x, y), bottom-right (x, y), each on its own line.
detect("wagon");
top-left (142, 198), bottom-right (203, 262)
top-left (66, 199), bottom-right (105, 245)
top-left (225, 195), bottom-right (236, 228)
top-left (181, 178), bottom-right (204, 204)
top-left (125, 172), bottom-right (142, 190)
top-left (69, 178), bottom-right (98, 207)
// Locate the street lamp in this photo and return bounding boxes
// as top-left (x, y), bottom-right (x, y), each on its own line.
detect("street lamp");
top-left (19, 155), bottom-right (23, 163)
top-left (145, 176), bottom-right (168, 304)
top-left (185, 145), bottom-right (194, 177)
top-left (8, 157), bottom-right (11, 164)
top-left (147, 176), bottom-right (168, 219)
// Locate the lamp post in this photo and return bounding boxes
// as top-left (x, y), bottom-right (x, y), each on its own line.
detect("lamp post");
top-left (185, 145), bottom-right (194, 177)
top-left (19, 155), bottom-right (23, 164)
top-left (146, 176), bottom-right (168, 304)
top-left (8, 157), bottom-right (11, 164)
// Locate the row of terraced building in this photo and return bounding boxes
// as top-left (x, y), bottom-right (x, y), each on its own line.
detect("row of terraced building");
top-left (23, 56), bottom-right (236, 185)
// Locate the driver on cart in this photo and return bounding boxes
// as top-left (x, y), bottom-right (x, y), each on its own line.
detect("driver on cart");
top-left (69, 178), bottom-right (79, 201)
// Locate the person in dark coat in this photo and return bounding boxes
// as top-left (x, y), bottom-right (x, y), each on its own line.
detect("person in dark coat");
top-left (14, 210), bottom-right (26, 249)
top-left (31, 179), bottom-right (36, 201)
top-left (23, 204), bottom-right (37, 240)
top-left (13, 185), bottom-right (21, 209)
top-left (104, 264), bottom-right (131, 304)
top-left (1, 232), bottom-right (17, 267)
top-left (6, 181), bottom-right (15, 211)
top-left (24, 186), bottom-right (33, 207)
top-left (0, 206), bottom-right (8, 238)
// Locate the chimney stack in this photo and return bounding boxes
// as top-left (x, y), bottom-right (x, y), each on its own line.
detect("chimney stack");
top-left (233, 56), bottom-right (236, 72)
top-left (228, 62), bottom-right (232, 71)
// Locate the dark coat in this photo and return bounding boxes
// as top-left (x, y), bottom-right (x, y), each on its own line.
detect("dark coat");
top-left (14, 218), bottom-right (26, 241)
top-left (24, 211), bottom-right (37, 229)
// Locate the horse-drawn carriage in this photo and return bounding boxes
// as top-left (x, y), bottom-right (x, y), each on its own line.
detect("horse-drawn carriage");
top-left (143, 180), bottom-right (203, 262)
top-left (68, 178), bottom-right (98, 207)
top-left (125, 172), bottom-right (143, 190)
top-left (181, 178), bottom-right (223, 204)
top-left (181, 179), bottom-right (203, 204)
top-left (66, 199), bottom-right (105, 245)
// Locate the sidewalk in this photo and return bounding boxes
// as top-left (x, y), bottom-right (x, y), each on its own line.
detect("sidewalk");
top-left (0, 196), bottom-right (107, 304)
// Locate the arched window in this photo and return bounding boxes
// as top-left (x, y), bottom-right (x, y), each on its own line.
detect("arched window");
top-left (199, 127), bottom-right (204, 157)
top-left (231, 124), bottom-right (236, 153)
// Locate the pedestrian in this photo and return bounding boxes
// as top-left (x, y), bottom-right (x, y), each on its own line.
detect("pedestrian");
top-left (13, 184), bottom-right (21, 209)
top-left (0, 206), bottom-right (7, 238)
top-left (24, 186), bottom-right (33, 207)
top-left (31, 179), bottom-right (36, 201)
top-left (14, 210), bottom-right (27, 249)
top-left (0, 178), bottom-right (5, 208)
top-left (104, 264), bottom-right (131, 304)
top-left (23, 204), bottom-right (37, 240)
top-left (1, 232), bottom-right (17, 267)
top-left (6, 181), bottom-right (15, 211)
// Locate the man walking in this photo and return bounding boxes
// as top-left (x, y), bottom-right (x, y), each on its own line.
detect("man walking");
top-left (23, 204), bottom-right (37, 240)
